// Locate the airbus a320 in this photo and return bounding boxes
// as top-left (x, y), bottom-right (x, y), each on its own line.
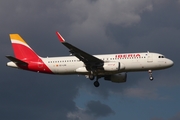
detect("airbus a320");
top-left (6, 32), bottom-right (174, 87)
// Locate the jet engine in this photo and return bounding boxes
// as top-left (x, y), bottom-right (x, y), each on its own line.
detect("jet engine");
top-left (104, 73), bottom-right (127, 83)
top-left (103, 62), bottom-right (125, 71)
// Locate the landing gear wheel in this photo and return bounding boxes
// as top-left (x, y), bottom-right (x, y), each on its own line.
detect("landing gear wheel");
top-left (94, 81), bottom-right (100, 87)
top-left (149, 76), bottom-right (154, 81)
top-left (89, 74), bottom-right (95, 80)
top-left (148, 70), bottom-right (154, 81)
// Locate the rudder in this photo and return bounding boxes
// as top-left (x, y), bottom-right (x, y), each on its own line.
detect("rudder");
top-left (10, 34), bottom-right (39, 61)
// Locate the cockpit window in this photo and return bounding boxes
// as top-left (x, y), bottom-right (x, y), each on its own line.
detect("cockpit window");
top-left (158, 56), bottom-right (165, 58)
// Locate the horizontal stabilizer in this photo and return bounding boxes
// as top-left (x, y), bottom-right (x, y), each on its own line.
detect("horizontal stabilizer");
top-left (6, 56), bottom-right (28, 66)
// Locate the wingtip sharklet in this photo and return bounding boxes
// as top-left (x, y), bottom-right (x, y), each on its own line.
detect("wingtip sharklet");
top-left (56, 31), bottom-right (65, 43)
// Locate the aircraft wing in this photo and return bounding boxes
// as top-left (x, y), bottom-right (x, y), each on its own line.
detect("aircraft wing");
top-left (56, 32), bottom-right (104, 68)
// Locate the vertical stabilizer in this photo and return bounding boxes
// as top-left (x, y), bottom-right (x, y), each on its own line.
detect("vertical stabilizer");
top-left (9, 34), bottom-right (39, 61)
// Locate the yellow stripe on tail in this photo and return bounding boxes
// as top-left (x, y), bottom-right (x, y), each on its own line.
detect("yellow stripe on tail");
top-left (10, 34), bottom-right (28, 45)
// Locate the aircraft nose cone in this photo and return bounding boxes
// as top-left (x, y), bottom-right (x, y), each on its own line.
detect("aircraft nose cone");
top-left (168, 59), bottom-right (174, 67)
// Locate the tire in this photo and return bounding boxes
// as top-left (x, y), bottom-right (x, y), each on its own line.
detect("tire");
top-left (94, 81), bottom-right (100, 87)
top-left (149, 76), bottom-right (154, 81)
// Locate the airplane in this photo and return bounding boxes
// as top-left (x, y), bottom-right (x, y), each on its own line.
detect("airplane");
top-left (6, 32), bottom-right (174, 87)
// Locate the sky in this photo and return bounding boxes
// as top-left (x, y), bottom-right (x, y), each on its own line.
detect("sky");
top-left (0, 0), bottom-right (180, 120)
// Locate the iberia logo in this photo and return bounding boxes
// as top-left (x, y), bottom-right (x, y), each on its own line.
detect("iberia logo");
top-left (115, 54), bottom-right (141, 58)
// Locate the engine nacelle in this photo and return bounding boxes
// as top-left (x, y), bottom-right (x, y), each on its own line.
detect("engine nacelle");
top-left (103, 62), bottom-right (125, 71)
top-left (76, 67), bottom-right (88, 73)
top-left (104, 73), bottom-right (127, 83)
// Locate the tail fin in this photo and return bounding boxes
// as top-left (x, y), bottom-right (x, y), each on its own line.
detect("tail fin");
top-left (9, 34), bottom-right (39, 61)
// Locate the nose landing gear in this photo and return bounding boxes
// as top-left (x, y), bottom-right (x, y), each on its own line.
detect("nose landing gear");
top-left (148, 70), bottom-right (154, 81)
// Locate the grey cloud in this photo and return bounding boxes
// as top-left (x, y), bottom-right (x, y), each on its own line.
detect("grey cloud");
top-left (169, 112), bottom-right (180, 120)
top-left (67, 100), bottom-right (114, 120)
top-left (121, 72), bottom-right (180, 99)
top-left (151, 112), bottom-right (180, 120)
top-left (151, 118), bottom-right (164, 120)
top-left (85, 100), bottom-right (115, 117)
top-left (67, 109), bottom-right (95, 120)
top-left (67, 0), bottom-right (155, 50)
top-left (0, 73), bottom-right (82, 120)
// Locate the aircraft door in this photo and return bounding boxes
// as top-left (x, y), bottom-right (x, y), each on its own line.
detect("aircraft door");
top-left (147, 53), bottom-right (153, 62)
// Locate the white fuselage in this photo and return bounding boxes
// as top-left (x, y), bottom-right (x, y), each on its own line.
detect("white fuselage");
top-left (41, 52), bottom-right (173, 75)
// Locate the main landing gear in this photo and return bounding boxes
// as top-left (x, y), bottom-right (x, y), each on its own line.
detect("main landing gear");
top-left (94, 80), bottom-right (100, 87)
top-left (89, 74), bottom-right (95, 80)
top-left (148, 70), bottom-right (154, 81)
top-left (88, 72), bottom-right (100, 87)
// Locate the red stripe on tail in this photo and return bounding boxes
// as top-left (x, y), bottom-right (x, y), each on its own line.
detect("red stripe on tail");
top-left (12, 43), bottom-right (39, 61)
